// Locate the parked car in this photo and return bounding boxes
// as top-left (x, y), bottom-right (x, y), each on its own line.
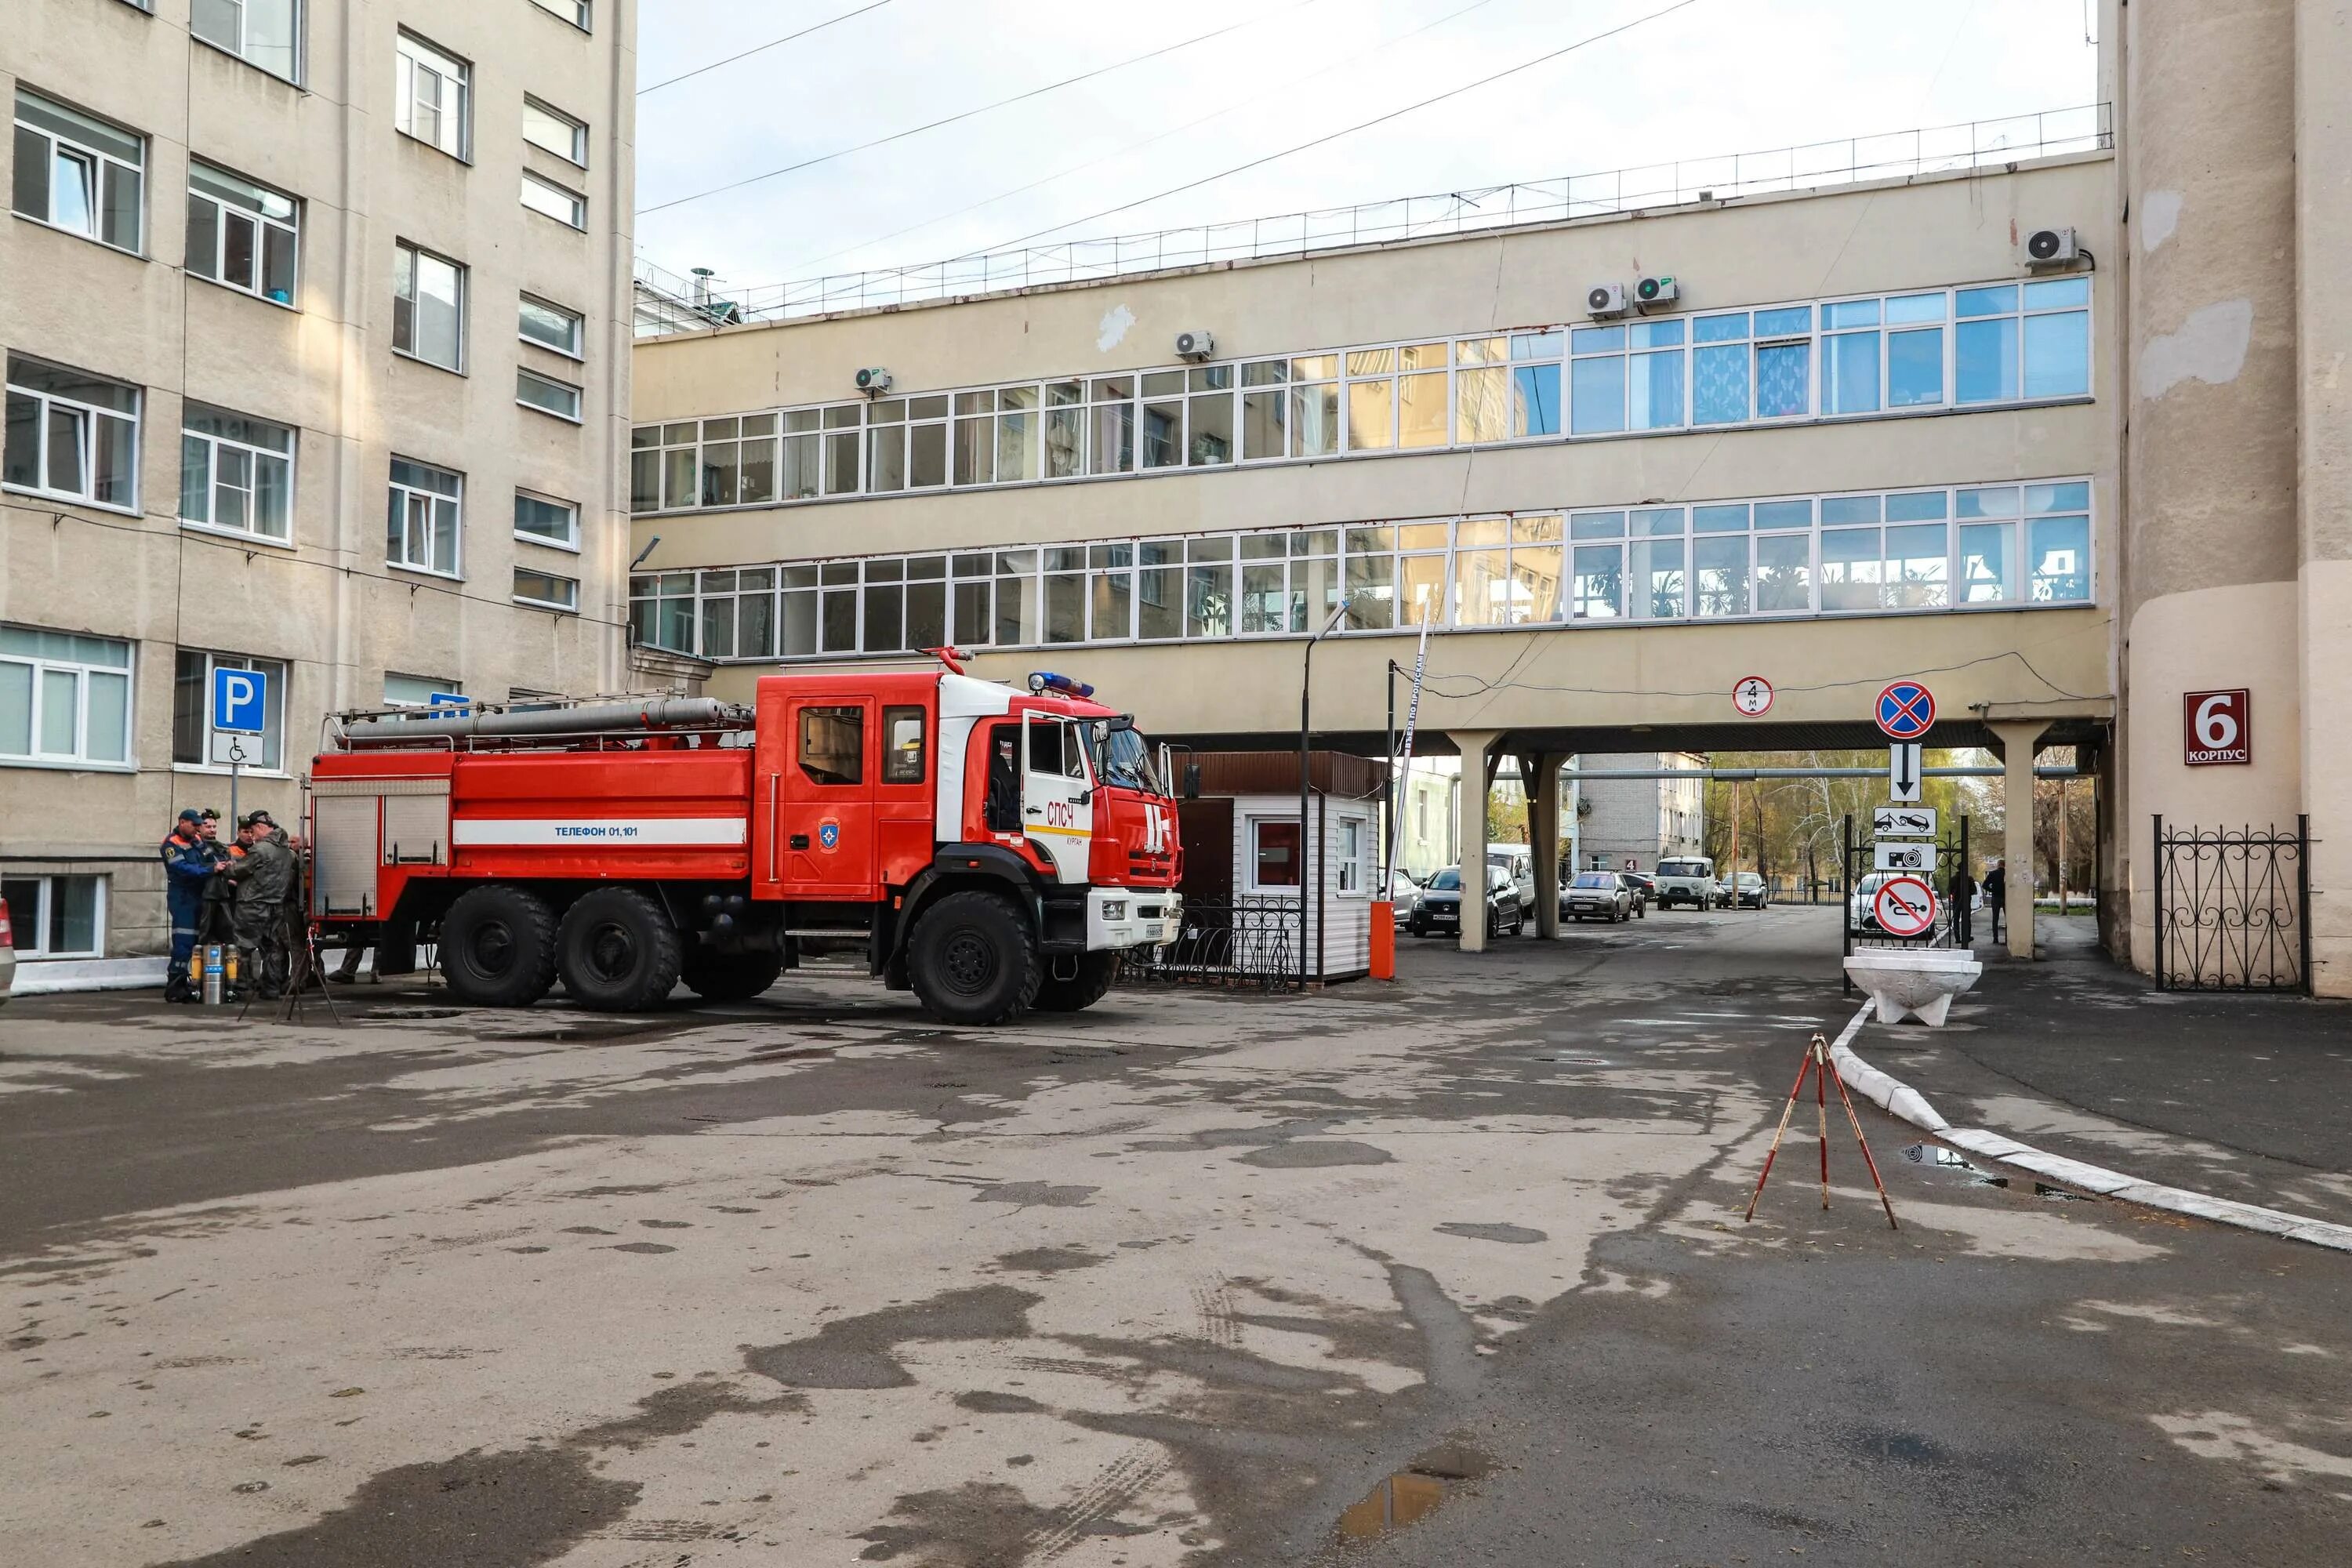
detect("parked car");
top-left (1653, 856), bottom-right (1719, 909)
top-left (1486, 844), bottom-right (1537, 912)
top-left (1719, 871), bottom-right (1768, 909)
top-left (1411, 865), bottom-right (1525, 938)
top-left (1849, 870), bottom-right (1897, 932)
top-left (1563, 870), bottom-right (1632, 923)
top-left (0, 894), bottom-right (13, 1005)
top-left (1619, 871), bottom-right (1653, 915)
top-left (1386, 869), bottom-right (1425, 929)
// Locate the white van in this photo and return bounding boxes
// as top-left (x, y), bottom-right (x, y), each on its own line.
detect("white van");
top-left (1486, 845), bottom-right (1536, 914)
top-left (1653, 855), bottom-right (1719, 910)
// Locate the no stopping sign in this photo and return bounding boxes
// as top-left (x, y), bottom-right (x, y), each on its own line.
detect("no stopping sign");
top-left (1873, 876), bottom-right (1939, 938)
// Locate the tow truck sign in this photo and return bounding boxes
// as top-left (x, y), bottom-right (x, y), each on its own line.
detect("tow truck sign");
top-left (1872, 876), bottom-right (1939, 938)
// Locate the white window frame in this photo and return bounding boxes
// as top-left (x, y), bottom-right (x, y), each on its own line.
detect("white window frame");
top-left (383, 672), bottom-right (461, 708)
top-left (387, 456), bottom-right (463, 579)
top-left (520, 170), bottom-right (586, 230)
top-left (0, 625), bottom-right (136, 771)
top-left (394, 31), bottom-right (470, 161)
top-left (190, 0), bottom-right (303, 84)
top-left (1336, 815), bottom-right (1368, 896)
top-left (513, 488), bottom-right (580, 552)
top-left (518, 295), bottom-right (584, 360)
top-left (171, 647), bottom-right (291, 775)
top-left (186, 158), bottom-right (299, 307)
top-left (521, 96), bottom-right (588, 167)
top-left (180, 403), bottom-right (296, 545)
top-left (4, 355), bottom-right (142, 512)
top-left (527, 0), bottom-right (591, 30)
top-left (1246, 815), bottom-right (1306, 895)
top-left (512, 565), bottom-right (580, 612)
top-left (12, 88), bottom-right (145, 253)
top-left (516, 368), bottom-right (583, 423)
top-left (0, 873), bottom-right (108, 959)
top-left (392, 239), bottom-right (466, 373)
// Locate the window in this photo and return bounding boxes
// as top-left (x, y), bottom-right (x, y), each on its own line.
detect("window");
top-left (392, 241), bottom-right (465, 371)
top-left (521, 171), bottom-right (586, 229)
top-left (1956, 281), bottom-right (2089, 404)
top-left (172, 648), bottom-right (287, 770)
top-left (186, 160), bottom-right (297, 305)
top-left (883, 706), bottom-right (925, 783)
top-left (798, 705), bottom-right (863, 786)
top-left (191, 0), bottom-right (300, 82)
top-left (1337, 817), bottom-right (1366, 895)
top-left (5, 355), bottom-right (140, 509)
top-left (514, 490), bottom-right (579, 549)
top-left (13, 89), bottom-right (143, 252)
top-left (517, 367), bottom-right (582, 421)
top-left (180, 403), bottom-right (293, 542)
top-left (384, 672), bottom-right (459, 708)
top-left (1, 626), bottom-right (133, 766)
top-left (2, 874), bottom-right (105, 959)
top-left (1252, 818), bottom-right (1301, 889)
top-left (528, 0), bottom-right (591, 27)
top-left (519, 296), bottom-right (583, 358)
top-left (522, 97), bottom-right (587, 165)
top-left (394, 32), bottom-right (470, 159)
top-left (387, 456), bottom-right (461, 575)
top-left (513, 566), bottom-right (579, 612)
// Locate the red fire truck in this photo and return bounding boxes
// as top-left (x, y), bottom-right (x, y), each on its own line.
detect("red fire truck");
top-left (306, 661), bottom-right (1182, 1024)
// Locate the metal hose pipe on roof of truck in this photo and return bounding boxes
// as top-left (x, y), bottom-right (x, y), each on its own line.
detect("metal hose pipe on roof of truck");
top-left (336, 698), bottom-right (754, 745)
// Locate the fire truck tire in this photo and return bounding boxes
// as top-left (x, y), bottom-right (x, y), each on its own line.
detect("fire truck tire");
top-left (557, 887), bottom-right (684, 1011)
top-left (908, 891), bottom-right (1040, 1025)
top-left (1031, 951), bottom-right (1119, 1013)
top-left (681, 947), bottom-right (784, 1003)
top-left (439, 884), bottom-right (559, 1007)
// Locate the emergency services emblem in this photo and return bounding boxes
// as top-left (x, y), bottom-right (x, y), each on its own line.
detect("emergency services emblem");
top-left (818, 818), bottom-right (840, 851)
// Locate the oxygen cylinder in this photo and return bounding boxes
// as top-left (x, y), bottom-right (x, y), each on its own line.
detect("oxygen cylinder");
top-left (201, 943), bottom-right (226, 1006)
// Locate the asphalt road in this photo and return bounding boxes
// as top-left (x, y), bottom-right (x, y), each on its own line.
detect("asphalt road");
top-left (2, 906), bottom-right (2346, 1566)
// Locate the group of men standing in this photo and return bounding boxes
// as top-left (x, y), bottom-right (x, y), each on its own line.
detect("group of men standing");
top-left (159, 808), bottom-right (300, 1003)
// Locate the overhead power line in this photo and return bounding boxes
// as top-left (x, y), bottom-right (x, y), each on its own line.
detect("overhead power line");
top-left (640, 0), bottom-right (895, 96)
top-left (637, 0), bottom-right (1328, 216)
top-left (963, 0), bottom-right (1705, 258)
top-left (780, 0), bottom-right (1508, 274)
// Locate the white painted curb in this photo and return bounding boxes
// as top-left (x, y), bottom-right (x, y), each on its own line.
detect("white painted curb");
top-left (1827, 1001), bottom-right (2352, 1256)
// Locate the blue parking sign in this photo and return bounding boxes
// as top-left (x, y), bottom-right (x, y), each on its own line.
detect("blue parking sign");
top-left (212, 666), bottom-right (267, 735)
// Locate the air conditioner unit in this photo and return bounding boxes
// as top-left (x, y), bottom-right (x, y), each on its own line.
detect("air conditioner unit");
top-left (1174, 329), bottom-right (1215, 361)
top-left (2024, 227), bottom-right (2080, 267)
top-left (1586, 283), bottom-right (1628, 318)
top-left (854, 366), bottom-right (892, 394)
top-left (1634, 274), bottom-right (1679, 309)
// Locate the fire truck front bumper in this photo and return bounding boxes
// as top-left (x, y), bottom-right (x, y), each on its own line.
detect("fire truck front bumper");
top-left (1087, 888), bottom-right (1183, 951)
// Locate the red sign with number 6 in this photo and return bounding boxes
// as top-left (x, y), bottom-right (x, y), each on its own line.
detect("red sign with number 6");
top-left (2184, 689), bottom-right (2250, 766)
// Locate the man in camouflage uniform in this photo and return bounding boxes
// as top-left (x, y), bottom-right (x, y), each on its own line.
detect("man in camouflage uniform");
top-left (224, 811), bottom-right (296, 1000)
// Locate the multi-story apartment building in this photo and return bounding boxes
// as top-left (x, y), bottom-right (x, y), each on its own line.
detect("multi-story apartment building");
top-left (1, 0), bottom-right (636, 988)
top-left (1572, 753), bottom-right (1705, 875)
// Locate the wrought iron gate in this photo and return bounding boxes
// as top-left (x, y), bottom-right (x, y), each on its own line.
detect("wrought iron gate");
top-left (1842, 814), bottom-right (1971, 991)
top-left (2152, 816), bottom-right (2310, 993)
top-left (1120, 898), bottom-right (1296, 993)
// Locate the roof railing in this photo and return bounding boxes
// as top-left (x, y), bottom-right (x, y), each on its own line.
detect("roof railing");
top-left (636, 102), bottom-right (2111, 337)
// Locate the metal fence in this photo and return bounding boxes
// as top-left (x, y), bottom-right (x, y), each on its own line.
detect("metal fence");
top-left (637, 103), bottom-right (2112, 334)
top-left (1120, 898), bottom-right (1295, 993)
top-left (2153, 816), bottom-right (2311, 993)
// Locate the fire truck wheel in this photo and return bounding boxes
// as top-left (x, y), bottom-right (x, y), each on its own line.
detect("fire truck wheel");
top-left (908, 891), bottom-right (1040, 1025)
top-left (1031, 951), bottom-right (1119, 1013)
top-left (439, 884), bottom-right (558, 1007)
top-left (557, 887), bottom-right (684, 1011)
top-left (681, 947), bottom-right (784, 1003)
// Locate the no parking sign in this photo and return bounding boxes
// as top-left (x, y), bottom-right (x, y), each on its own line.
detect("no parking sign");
top-left (1873, 876), bottom-right (1938, 938)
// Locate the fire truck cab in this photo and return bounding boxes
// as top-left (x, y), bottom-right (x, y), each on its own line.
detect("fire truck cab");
top-left (307, 664), bottom-right (1181, 1024)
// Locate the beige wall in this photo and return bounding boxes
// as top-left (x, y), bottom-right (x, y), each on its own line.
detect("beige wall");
top-left (0, 0), bottom-right (636, 968)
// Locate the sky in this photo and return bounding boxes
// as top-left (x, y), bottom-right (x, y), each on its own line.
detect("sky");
top-left (632, 0), bottom-right (2100, 299)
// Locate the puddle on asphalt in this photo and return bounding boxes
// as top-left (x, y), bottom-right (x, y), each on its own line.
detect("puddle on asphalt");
top-left (1334, 1443), bottom-right (1492, 1546)
top-left (361, 1007), bottom-right (466, 1021)
top-left (1902, 1145), bottom-right (2100, 1203)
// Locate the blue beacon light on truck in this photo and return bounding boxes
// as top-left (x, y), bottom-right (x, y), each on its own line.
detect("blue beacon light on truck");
top-left (1027, 672), bottom-right (1095, 699)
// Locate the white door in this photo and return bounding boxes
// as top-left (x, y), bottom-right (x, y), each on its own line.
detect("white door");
top-left (1022, 713), bottom-right (1094, 885)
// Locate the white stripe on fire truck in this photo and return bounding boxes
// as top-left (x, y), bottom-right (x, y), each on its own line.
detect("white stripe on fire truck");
top-left (450, 818), bottom-right (749, 847)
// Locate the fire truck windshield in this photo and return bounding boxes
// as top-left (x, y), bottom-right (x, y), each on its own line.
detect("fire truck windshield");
top-left (1091, 721), bottom-right (1160, 795)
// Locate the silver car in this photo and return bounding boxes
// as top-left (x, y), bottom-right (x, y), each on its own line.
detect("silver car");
top-left (1564, 870), bottom-right (1633, 923)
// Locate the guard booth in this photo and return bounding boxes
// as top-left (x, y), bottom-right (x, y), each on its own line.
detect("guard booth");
top-left (1157, 751), bottom-right (1383, 986)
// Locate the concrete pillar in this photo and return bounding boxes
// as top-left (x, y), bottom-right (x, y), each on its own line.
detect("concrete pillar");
top-left (1450, 730), bottom-right (1501, 953)
top-left (1989, 720), bottom-right (2051, 960)
top-left (1526, 753), bottom-right (1565, 938)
